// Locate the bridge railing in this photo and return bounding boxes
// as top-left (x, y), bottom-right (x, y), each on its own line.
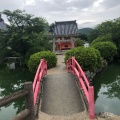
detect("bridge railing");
top-left (33, 59), bottom-right (47, 106)
top-left (66, 57), bottom-right (95, 119)
top-left (0, 59), bottom-right (47, 120)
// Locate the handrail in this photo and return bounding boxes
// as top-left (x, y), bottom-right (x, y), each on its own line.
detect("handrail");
top-left (0, 82), bottom-right (35, 120)
top-left (0, 90), bottom-right (28, 107)
top-left (66, 56), bottom-right (95, 119)
top-left (33, 59), bottom-right (47, 106)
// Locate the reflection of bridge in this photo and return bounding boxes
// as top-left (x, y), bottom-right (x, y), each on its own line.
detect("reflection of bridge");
top-left (0, 55), bottom-right (96, 120)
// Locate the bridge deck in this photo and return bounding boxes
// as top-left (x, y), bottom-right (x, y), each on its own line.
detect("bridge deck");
top-left (38, 55), bottom-right (86, 119)
top-left (41, 73), bottom-right (84, 115)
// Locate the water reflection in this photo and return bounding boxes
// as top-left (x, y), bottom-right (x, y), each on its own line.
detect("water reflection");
top-left (93, 63), bottom-right (120, 115)
top-left (7, 63), bottom-right (15, 69)
top-left (102, 75), bottom-right (120, 99)
top-left (0, 64), bottom-right (34, 120)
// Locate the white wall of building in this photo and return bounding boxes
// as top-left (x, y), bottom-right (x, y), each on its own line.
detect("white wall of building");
top-left (84, 42), bottom-right (89, 47)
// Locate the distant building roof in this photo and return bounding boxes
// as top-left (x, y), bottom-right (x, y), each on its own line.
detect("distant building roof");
top-left (53, 20), bottom-right (78, 36)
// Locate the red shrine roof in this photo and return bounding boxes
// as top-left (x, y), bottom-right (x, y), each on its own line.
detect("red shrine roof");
top-left (53, 20), bottom-right (78, 36)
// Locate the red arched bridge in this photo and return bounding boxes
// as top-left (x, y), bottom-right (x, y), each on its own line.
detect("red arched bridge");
top-left (0, 56), bottom-right (95, 120)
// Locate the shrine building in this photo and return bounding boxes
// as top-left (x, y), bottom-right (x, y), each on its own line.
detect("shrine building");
top-left (52, 20), bottom-right (78, 53)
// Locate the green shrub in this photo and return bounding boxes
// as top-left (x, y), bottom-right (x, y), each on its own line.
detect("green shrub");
top-left (28, 51), bottom-right (57, 73)
top-left (65, 47), bottom-right (102, 71)
top-left (91, 41), bottom-right (117, 62)
top-left (91, 34), bottom-right (112, 45)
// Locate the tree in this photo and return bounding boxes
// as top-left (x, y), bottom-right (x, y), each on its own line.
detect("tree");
top-left (78, 33), bottom-right (88, 41)
top-left (25, 31), bottom-right (52, 65)
top-left (91, 41), bottom-right (117, 62)
top-left (89, 19), bottom-right (115, 43)
top-left (0, 9), bottom-right (51, 64)
top-left (49, 23), bottom-right (55, 32)
top-left (76, 38), bottom-right (84, 47)
top-left (89, 17), bottom-right (120, 59)
top-left (91, 34), bottom-right (112, 45)
top-left (2, 9), bottom-right (48, 55)
top-left (88, 28), bottom-right (99, 43)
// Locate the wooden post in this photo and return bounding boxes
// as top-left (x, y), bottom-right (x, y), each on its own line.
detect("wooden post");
top-left (11, 109), bottom-right (30, 120)
top-left (24, 82), bottom-right (35, 120)
top-left (71, 37), bottom-right (74, 48)
top-left (53, 38), bottom-right (55, 53)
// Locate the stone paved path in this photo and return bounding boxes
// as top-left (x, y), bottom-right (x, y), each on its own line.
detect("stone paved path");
top-left (41, 55), bottom-right (84, 115)
top-left (41, 73), bottom-right (84, 115)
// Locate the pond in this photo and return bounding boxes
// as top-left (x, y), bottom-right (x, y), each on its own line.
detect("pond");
top-left (0, 64), bottom-right (34, 120)
top-left (93, 62), bottom-right (120, 115)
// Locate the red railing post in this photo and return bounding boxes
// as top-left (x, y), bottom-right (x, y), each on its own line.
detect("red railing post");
top-left (88, 86), bottom-right (95, 119)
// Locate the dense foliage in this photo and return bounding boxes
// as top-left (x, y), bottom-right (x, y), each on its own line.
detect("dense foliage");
top-left (65, 47), bottom-right (102, 71)
top-left (91, 34), bottom-right (112, 45)
top-left (78, 28), bottom-right (93, 35)
top-left (78, 33), bottom-right (88, 41)
top-left (0, 9), bottom-right (51, 64)
top-left (28, 51), bottom-right (57, 73)
top-left (89, 17), bottom-right (120, 59)
top-left (76, 38), bottom-right (84, 47)
top-left (91, 42), bottom-right (117, 62)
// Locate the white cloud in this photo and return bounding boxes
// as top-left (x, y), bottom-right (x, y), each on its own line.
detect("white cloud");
top-left (93, 0), bottom-right (104, 7)
top-left (44, 0), bottom-right (53, 2)
top-left (25, 0), bottom-right (36, 6)
top-left (66, 0), bottom-right (73, 3)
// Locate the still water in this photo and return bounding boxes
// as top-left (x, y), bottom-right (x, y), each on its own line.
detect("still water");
top-left (0, 64), bottom-right (34, 120)
top-left (93, 62), bottom-right (120, 115)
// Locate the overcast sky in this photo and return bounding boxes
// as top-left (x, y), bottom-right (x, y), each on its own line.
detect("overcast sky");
top-left (0, 0), bottom-right (120, 28)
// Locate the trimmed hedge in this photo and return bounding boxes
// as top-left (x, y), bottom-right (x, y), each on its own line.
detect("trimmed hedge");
top-left (91, 41), bottom-right (117, 62)
top-left (65, 47), bottom-right (102, 71)
top-left (28, 51), bottom-right (57, 73)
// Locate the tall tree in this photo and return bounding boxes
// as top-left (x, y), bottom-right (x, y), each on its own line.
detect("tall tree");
top-left (2, 9), bottom-right (48, 56)
top-left (0, 9), bottom-right (52, 64)
top-left (89, 17), bottom-right (120, 58)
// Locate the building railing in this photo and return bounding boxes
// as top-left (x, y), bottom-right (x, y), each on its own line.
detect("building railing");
top-left (0, 59), bottom-right (47, 120)
top-left (66, 57), bottom-right (95, 119)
